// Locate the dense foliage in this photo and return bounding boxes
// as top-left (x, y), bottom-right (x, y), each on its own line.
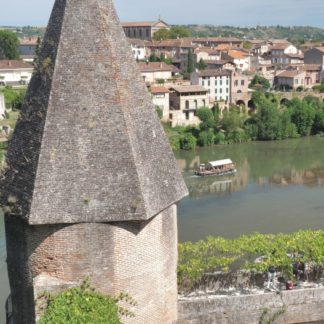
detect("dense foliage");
top-left (164, 92), bottom-right (324, 150)
top-left (0, 86), bottom-right (26, 110)
top-left (153, 26), bottom-right (192, 41)
top-left (39, 281), bottom-right (136, 324)
top-left (0, 30), bottom-right (20, 59)
top-left (178, 230), bottom-right (324, 291)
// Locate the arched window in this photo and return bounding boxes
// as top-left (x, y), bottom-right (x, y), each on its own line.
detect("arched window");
top-left (185, 100), bottom-right (190, 109)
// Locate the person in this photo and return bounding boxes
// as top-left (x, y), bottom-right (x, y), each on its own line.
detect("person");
top-left (266, 265), bottom-right (277, 290)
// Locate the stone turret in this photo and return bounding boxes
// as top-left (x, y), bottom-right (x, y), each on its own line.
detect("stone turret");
top-left (0, 0), bottom-right (188, 323)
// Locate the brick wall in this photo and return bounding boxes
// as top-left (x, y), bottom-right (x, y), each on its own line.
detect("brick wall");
top-left (6, 205), bottom-right (178, 324)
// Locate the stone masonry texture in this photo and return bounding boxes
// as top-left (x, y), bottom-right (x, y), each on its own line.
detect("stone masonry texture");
top-left (1, 0), bottom-right (188, 322)
top-left (0, 0), bottom-right (188, 225)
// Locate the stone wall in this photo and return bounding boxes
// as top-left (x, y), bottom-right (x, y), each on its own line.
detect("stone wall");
top-left (178, 288), bottom-right (324, 324)
top-left (5, 205), bottom-right (178, 324)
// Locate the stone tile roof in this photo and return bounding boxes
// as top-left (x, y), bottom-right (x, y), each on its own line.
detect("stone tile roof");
top-left (197, 69), bottom-right (231, 77)
top-left (139, 62), bottom-right (179, 73)
top-left (122, 21), bottom-right (169, 28)
top-left (277, 70), bottom-right (305, 78)
top-left (1, 0), bottom-right (188, 225)
top-left (0, 60), bottom-right (33, 70)
top-left (170, 85), bottom-right (208, 93)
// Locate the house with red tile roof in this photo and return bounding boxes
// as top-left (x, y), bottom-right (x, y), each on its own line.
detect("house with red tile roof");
top-left (0, 60), bottom-right (33, 86)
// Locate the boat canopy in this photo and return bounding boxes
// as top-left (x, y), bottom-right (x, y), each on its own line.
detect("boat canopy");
top-left (208, 159), bottom-right (233, 167)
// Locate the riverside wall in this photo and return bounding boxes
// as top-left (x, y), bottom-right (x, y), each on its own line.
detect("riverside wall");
top-left (178, 288), bottom-right (324, 324)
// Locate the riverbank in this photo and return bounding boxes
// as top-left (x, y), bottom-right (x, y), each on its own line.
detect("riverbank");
top-left (164, 92), bottom-right (324, 151)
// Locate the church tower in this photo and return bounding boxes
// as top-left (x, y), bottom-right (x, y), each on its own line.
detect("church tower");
top-left (1, 0), bottom-right (188, 322)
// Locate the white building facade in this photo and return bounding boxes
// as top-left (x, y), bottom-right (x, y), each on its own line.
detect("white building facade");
top-left (191, 70), bottom-right (231, 105)
top-left (0, 60), bottom-right (33, 86)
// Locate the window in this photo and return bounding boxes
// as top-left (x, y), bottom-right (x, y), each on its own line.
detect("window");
top-left (234, 80), bottom-right (238, 87)
top-left (185, 100), bottom-right (189, 109)
top-left (220, 79), bottom-right (223, 86)
top-left (185, 111), bottom-right (189, 120)
top-left (220, 88), bottom-right (222, 94)
top-left (226, 96), bottom-right (229, 102)
top-left (226, 78), bottom-right (229, 85)
top-left (241, 80), bottom-right (245, 86)
top-left (226, 88), bottom-right (229, 93)
top-left (202, 99), bottom-right (206, 106)
top-left (194, 100), bottom-right (198, 108)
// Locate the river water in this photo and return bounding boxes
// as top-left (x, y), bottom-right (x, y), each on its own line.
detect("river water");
top-left (1, 136), bottom-right (324, 320)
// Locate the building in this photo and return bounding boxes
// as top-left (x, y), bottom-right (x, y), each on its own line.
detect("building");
top-left (122, 20), bottom-right (169, 41)
top-left (150, 38), bottom-right (194, 60)
top-left (138, 61), bottom-right (179, 84)
top-left (18, 37), bottom-right (38, 62)
top-left (150, 86), bottom-right (170, 121)
top-left (275, 70), bottom-right (306, 90)
top-left (304, 48), bottom-right (324, 81)
top-left (1, 1), bottom-right (188, 323)
top-left (231, 71), bottom-right (250, 107)
top-left (191, 69), bottom-right (231, 106)
top-left (0, 60), bottom-right (33, 86)
top-left (227, 49), bottom-right (251, 71)
top-left (128, 38), bottom-right (150, 60)
top-left (189, 37), bottom-right (243, 48)
top-left (169, 85), bottom-right (209, 126)
top-left (269, 44), bottom-right (301, 66)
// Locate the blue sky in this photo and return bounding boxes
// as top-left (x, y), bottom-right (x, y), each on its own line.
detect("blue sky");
top-left (0, 0), bottom-right (324, 27)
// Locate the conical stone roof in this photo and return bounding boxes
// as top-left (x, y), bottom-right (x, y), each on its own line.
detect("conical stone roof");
top-left (0, 0), bottom-right (188, 225)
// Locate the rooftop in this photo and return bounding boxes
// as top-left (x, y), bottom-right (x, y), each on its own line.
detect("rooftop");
top-left (0, 60), bottom-right (33, 70)
top-left (1, 0), bottom-right (188, 225)
top-left (171, 85), bottom-right (208, 93)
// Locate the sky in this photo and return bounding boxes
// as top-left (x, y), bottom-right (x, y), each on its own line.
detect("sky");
top-left (0, 0), bottom-right (324, 28)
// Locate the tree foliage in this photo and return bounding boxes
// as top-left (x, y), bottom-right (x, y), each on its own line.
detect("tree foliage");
top-left (153, 26), bottom-right (191, 41)
top-left (0, 30), bottom-right (19, 59)
top-left (249, 75), bottom-right (270, 91)
top-left (178, 230), bottom-right (324, 292)
top-left (39, 281), bottom-right (121, 324)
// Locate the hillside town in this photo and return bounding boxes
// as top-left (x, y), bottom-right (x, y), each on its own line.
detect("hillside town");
top-left (1, 20), bottom-right (324, 131)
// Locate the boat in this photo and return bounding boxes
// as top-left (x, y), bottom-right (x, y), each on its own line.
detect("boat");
top-left (195, 159), bottom-right (237, 177)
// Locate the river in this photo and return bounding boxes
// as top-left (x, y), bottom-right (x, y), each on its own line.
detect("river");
top-left (1, 136), bottom-right (324, 320)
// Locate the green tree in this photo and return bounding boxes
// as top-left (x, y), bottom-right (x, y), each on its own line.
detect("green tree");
top-left (287, 98), bottom-right (315, 136)
top-left (196, 58), bottom-right (207, 71)
top-left (249, 75), bottom-right (270, 91)
top-left (153, 28), bottom-right (170, 41)
top-left (196, 107), bottom-right (214, 130)
top-left (0, 30), bottom-right (19, 59)
top-left (169, 26), bottom-right (191, 39)
top-left (153, 26), bottom-right (191, 41)
top-left (186, 49), bottom-right (195, 74)
top-left (149, 53), bottom-right (159, 62)
top-left (180, 133), bottom-right (197, 150)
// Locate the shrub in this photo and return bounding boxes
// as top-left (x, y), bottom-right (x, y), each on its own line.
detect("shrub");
top-left (39, 281), bottom-right (122, 324)
top-left (180, 133), bottom-right (197, 150)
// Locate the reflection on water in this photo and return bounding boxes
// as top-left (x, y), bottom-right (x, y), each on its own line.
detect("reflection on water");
top-left (176, 137), bottom-right (324, 242)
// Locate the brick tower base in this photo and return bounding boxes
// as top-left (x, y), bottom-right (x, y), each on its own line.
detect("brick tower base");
top-left (5, 205), bottom-right (178, 324)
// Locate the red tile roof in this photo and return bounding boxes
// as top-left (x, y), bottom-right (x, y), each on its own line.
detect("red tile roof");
top-left (151, 86), bottom-right (170, 94)
top-left (0, 60), bottom-right (33, 70)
